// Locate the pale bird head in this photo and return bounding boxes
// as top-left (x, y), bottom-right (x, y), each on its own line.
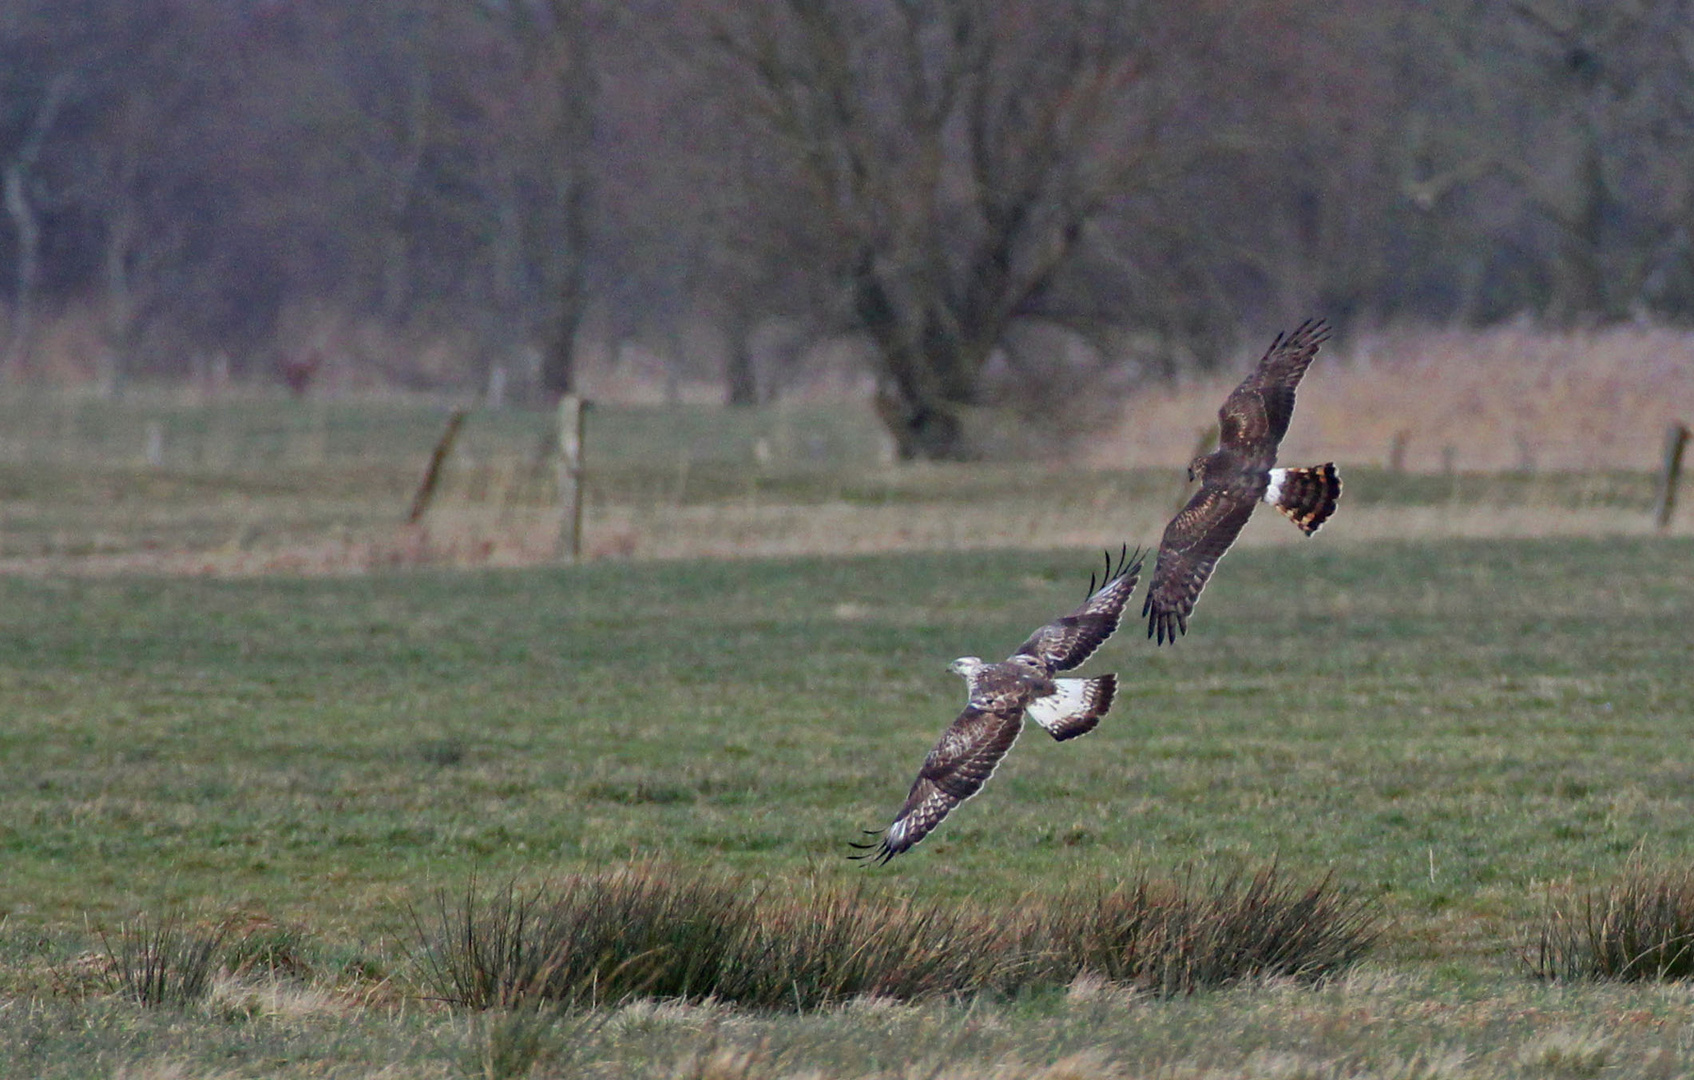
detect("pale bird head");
top-left (948, 656), bottom-right (984, 678)
top-left (1187, 455), bottom-right (1211, 484)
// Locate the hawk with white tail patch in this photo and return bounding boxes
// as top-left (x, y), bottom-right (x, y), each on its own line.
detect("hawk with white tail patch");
top-left (850, 547), bottom-right (1144, 864)
top-left (1144, 318), bottom-right (1342, 645)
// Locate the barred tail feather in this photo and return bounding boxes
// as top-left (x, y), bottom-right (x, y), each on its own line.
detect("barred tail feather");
top-left (1265, 463), bottom-right (1340, 535)
top-left (1026, 674), bottom-right (1116, 742)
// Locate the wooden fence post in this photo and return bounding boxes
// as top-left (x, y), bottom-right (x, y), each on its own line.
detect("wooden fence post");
top-left (407, 409), bottom-right (468, 524)
top-left (556, 395), bottom-right (586, 561)
top-left (1653, 421), bottom-right (1690, 530)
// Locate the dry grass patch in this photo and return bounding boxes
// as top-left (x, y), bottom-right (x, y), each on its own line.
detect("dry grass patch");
top-left (222, 920), bottom-right (314, 981)
top-left (722, 880), bottom-right (1012, 1008)
top-left (412, 868), bottom-right (758, 1010)
top-left (97, 911), bottom-right (229, 1008)
top-left (459, 1007), bottom-right (608, 1080)
top-left (1027, 867), bottom-right (1382, 997)
top-left (1530, 867), bottom-right (1694, 982)
top-left (203, 973), bottom-right (340, 1024)
top-left (411, 863), bottom-right (1380, 1013)
top-left (1514, 1029), bottom-right (1615, 1078)
top-left (110, 1061), bottom-right (238, 1080)
top-left (1099, 323), bottom-right (1694, 474)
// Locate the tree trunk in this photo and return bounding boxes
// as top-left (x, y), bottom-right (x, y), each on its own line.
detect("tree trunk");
top-left (540, 174), bottom-right (589, 403)
top-left (3, 161), bottom-right (42, 377)
top-left (854, 265), bottom-right (985, 460)
top-left (724, 317), bottom-right (759, 406)
top-left (873, 381), bottom-right (970, 461)
top-left (539, 290), bottom-right (581, 402)
top-left (540, 115), bottom-right (590, 404)
top-left (1, 72), bottom-right (70, 379)
top-left (1548, 131), bottom-right (1612, 324)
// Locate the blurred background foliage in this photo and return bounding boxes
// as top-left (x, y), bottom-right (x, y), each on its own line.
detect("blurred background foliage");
top-left (3, 1), bottom-right (1694, 458)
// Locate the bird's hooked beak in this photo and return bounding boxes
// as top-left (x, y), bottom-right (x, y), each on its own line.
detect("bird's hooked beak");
top-left (1186, 463), bottom-right (1197, 483)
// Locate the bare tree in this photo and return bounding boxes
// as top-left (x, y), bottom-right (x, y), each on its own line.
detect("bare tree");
top-left (702, 0), bottom-right (1192, 459)
top-left (1394, 0), bottom-right (1694, 324)
top-left (1, 69), bottom-right (68, 377)
top-left (472, 0), bottom-right (599, 402)
top-left (616, 30), bottom-right (834, 407)
top-left (0, 0), bottom-right (81, 379)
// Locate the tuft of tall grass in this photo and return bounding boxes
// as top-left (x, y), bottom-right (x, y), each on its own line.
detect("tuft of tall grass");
top-left (412, 867), bottom-right (756, 1009)
top-left (1530, 868), bottom-right (1694, 982)
top-left (720, 881), bottom-right (1010, 1009)
top-left (224, 921), bottom-right (313, 980)
top-left (1022, 865), bottom-right (1381, 996)
top-left (459, 1007), bottom-right (609, 1080)
top-left (413, 862), bottom-right (1379, 1012)
top-left (98, 910), bottom-right (229, 1007)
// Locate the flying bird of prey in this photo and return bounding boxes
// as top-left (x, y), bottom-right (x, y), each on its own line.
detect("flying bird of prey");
top-left (1143, 318), bottom-right (1341, 645)
top-left (850, 547), bottom-right (1144, 864)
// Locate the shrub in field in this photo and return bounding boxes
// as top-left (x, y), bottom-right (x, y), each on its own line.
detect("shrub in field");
top-left (98, 911), bottom-right (229, 1007)
top-left (414, 862), bottom-right (1379, 1011)
top-left (1530, 868), bottom-right (1694, 981)
top-left (719, 881), bottom-right (1011, 1009)
top-left (224, 921), bottom-right (314, 980)
top-left (1022, 865), bottom-right (1380, 996)
top-left (460, 1008), bottom-right (609, 1080)
top-left (413, 867), bottom-right (757, 1009)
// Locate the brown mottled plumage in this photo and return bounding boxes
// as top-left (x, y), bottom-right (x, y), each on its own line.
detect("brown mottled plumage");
top-left (1143, 319), bottom-right (1342, 645)
top-left (851, 548), bottom-right (1143, 864)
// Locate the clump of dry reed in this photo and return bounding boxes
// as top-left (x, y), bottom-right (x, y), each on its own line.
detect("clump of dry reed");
top-left (1022, 865), bottom-right (1382, 996)
top-left (1530, 866), bottom-right (1694, 982)
top-left (97, 910), bottom-right (231, 1008)
top-left (411, 862), bottom-right (1380, 1012)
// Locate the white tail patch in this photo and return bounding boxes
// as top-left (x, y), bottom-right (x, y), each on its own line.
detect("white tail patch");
top-left (1265, 462), bottom-right (1341, 534)
top-left (1026, 675), bottom-right (1115, 741)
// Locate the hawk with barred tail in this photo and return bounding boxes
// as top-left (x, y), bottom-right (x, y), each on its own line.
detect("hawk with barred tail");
top-left (1144, 318), bottom-right (1342, 645)
top-left (850, 547), bottom-right (1144, 864)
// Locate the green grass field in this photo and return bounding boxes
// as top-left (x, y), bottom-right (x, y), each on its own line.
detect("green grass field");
top-left (3, 530), bottom-right (1694, 1076)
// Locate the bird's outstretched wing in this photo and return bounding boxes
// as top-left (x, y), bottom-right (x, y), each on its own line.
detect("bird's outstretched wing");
top-left (1011, 546), bottom-right (1144, 672)
top-left (849, 703), bottom-right (1024, 864)
top-left (1143, 486), bottom-right (1257, 645)
top-left (1218, 318), bottom-right (1329, 454)
top-left (1025, 674), bottom-right (1116, 742)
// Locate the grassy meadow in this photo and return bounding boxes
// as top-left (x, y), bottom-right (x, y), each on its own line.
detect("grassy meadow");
top-left (3, 532), bottom-right (1694, 1074)
top-left (2, 374), bottom-right (1694, 1076)
top-left (0, 388), bottom-right (1683, 575)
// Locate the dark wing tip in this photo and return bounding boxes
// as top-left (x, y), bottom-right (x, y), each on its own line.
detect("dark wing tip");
top-left (1146, 607), bottom-right (1185, 646)
top-left (1089, 544), bottom-right (1147, 602)
top-left (1261, 318), bottom-right (1331, 369)
top-left (847, 829), bottom-right (898, 864)
top-left (847, 844), bottom-right (896, 865)
top-left (1287, 316), bottom-right (1331, 343)
top-left (1123, 544), bottom-right (1147, 584)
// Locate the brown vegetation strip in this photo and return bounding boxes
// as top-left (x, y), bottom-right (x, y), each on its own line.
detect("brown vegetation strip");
top-left (410, 862), bottom-right (1380, 1011)
top-left (1531, 865), bottom-right (1694, 982)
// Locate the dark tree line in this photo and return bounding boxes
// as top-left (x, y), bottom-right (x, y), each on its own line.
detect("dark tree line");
top-left (5, 0), bottom-right (1694, 456)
